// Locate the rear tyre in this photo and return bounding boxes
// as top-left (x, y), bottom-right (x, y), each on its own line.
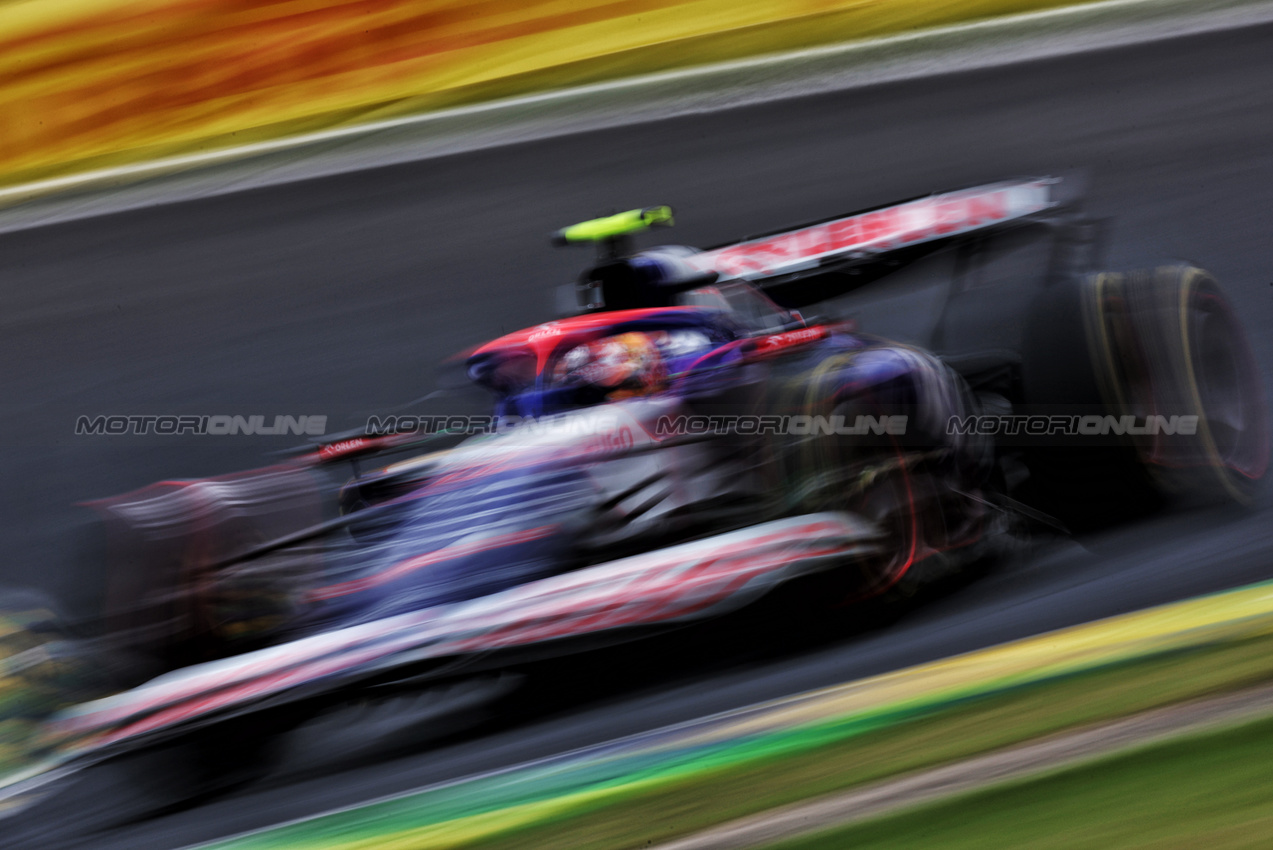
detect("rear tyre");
top-left (1020, 265), bottom-right (1268, 528)
top-left (1103, 265), bottom-right (1269, 503)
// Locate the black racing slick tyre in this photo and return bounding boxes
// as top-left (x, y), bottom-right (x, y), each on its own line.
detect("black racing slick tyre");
top-left (1021, 265), bottom-right (1268, 527)
top-left (1092, 265), bottom-right (1269, 502)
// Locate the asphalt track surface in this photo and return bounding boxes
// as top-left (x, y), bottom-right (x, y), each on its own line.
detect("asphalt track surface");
top-left (4, 18), bottom-right (1273, 850)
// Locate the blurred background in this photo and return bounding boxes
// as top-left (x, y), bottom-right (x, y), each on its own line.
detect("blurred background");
top-left (0, 0), bottom-right (1073, 184)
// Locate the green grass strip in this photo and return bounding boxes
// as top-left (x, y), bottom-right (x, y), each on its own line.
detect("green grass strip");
top-left (456, 636), bottom-right (1273, 850)
top-left (770, 708), bottom-right (1273, 850)
top-left (214, 628), bottom-right (1273, 850)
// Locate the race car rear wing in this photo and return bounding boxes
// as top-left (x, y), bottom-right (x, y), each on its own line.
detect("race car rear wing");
top-left (686, 177), bottom-right (1069, 285)
top-left (556, 176), bottom-right (1082, 314)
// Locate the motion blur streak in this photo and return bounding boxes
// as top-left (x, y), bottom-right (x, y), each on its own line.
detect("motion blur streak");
top-left (0, 0), bottom-right (1080, 182)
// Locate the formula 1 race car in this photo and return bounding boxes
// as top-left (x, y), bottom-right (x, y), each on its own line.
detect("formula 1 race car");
top-left (2, 176), bottom-right (1266, 802)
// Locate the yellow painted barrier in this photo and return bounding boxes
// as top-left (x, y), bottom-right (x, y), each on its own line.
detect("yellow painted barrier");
top-left (0, 0), bottom-right (1086, 185)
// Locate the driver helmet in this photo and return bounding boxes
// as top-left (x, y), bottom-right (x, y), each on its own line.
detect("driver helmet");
top-left (555, 332), bottom-right (667, 400)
